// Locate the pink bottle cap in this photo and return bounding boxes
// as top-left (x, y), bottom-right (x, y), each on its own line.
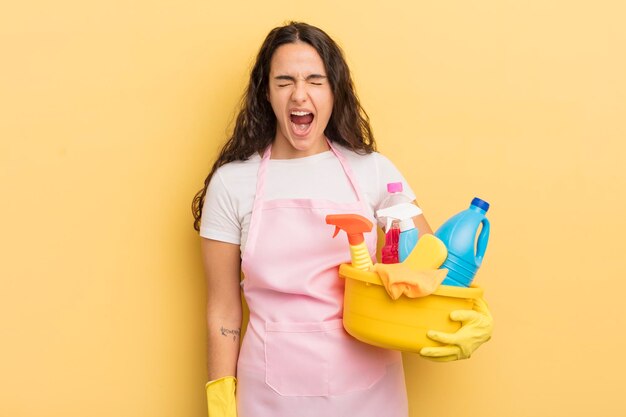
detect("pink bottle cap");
top-left (387, 182), bottom-right (403, 193)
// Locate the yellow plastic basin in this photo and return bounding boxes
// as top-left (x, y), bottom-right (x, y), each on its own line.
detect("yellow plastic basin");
top-left (339, 263), bottom-right (484, 353)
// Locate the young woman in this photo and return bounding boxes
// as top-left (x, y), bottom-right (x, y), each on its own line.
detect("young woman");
top-left (193, 22), bottom-right (492, 417)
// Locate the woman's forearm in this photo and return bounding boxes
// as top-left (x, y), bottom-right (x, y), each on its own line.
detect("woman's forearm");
top-left (201, 238), bottom-right (244, 381)
top-left (206, 312), bottom-right (242, 380)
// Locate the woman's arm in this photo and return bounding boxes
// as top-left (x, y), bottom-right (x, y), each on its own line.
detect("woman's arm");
top-left (201, 237), bottom-right (243, 380)
top-left (413, 201), bottom-right (434, 238)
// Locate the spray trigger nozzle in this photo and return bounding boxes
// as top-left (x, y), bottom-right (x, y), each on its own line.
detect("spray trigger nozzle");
top-left (325, 214), bottom-right (373, 246)
top-left (376, 203), bottom-right (422, 232)
top-left (325, 213), bottom-right (375, 271)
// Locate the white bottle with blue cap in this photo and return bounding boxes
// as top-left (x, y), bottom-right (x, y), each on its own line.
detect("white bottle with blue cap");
top-left (435, 197), bottom-right (491, 287)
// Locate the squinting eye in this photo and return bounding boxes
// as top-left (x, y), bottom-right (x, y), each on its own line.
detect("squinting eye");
top-left (311, 82), bottom-right (323, 86)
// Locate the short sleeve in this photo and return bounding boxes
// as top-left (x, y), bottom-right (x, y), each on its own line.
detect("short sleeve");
top-left (373, 153), bottom-right (417, 210)
top-left (199, 169), bottom-right (241, 245)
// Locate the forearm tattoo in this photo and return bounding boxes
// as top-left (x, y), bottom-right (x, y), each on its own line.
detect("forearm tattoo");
top-left (220, 326), bottom-right (240, 341)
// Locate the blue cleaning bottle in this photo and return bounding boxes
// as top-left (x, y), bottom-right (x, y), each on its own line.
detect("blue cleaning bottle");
top-left (435, 197), bottom-right (491, 287)
top-left (376, 203), bottom-right (423, 262)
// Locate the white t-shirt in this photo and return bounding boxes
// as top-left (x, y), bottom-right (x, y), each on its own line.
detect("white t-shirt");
top-left (200, 144), bottom-right (416, 254)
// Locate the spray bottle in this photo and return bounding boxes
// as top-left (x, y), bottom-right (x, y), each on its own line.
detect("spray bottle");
top-left (375, 203), bottom-right (422, 263)
top-left (326, 214), bottom-right (374, 270)
top-left (378, 182), bottom-right (414, 264)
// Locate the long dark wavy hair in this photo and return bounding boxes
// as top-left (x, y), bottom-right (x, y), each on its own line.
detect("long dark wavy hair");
top-left (192, 22), bottom-right (376, 231)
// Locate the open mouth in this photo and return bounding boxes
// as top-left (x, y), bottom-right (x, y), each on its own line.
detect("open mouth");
top-left (289, 111), bottom-right (314, 135)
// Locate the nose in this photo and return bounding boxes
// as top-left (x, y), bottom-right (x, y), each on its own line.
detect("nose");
top-left (290, 80), bottom-right (308, 103)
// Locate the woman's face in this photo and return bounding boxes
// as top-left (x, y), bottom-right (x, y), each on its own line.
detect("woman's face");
top-left (267, 41), bottom-right (334, 159)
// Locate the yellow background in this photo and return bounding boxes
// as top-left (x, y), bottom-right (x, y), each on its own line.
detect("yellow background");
top-left (1, 1), bottom-right (625, 416)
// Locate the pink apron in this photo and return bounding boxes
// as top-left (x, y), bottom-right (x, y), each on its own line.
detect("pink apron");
top-left (236, 141), bottom-right (408, 417)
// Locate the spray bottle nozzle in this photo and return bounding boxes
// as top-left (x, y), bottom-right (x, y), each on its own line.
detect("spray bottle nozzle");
top-left (376, 203), bottom-right (423, 232)
top-left (326, 214), bottom-right (375, 270)
top-left (325, 214), bottom-right (373, 245)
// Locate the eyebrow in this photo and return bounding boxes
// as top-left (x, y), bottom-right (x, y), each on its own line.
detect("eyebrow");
top-left (274, 74), bottom-right (327, 81)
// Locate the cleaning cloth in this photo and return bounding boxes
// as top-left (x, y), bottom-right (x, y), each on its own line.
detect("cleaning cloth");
top-left (370, 263), bottom-right (448, 300)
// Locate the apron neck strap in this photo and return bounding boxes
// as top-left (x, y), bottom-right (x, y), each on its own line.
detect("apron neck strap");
top-left (254, 140), bottom-right (368, 206)
top-left (326, 140), bottom-right (367, 205)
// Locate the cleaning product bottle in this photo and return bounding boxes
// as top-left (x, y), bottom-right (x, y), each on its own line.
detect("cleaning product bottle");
top-left (377, 182), bottom-right (414, 264)
top-left (375, 203), bottom-right (422, 263)
top-left (326, 214), bottom-right (375, 270)
top-left (435, 197), bottom-right (491, 287)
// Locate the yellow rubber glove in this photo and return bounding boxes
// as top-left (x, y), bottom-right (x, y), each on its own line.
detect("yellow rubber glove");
top-left (206, 376), bottom-right (237, 417)
top-left (420, 297), bottom-right (493, 362)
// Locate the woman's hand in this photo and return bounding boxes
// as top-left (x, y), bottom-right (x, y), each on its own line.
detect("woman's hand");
top-left (419, 297), bottom-right (493, 362)
top-left (206, 376), bottom-right (237, 417)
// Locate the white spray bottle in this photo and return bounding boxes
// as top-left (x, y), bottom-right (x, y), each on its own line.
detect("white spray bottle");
top-left (376, 203), bottom-right (422, 262)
